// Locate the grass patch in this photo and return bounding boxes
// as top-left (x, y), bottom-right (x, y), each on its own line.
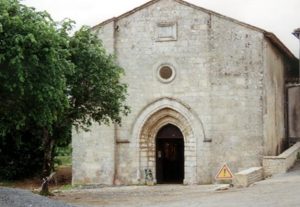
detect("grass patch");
top-left (0, 180), bottom-right (15, 187)
top-left (59, 184), bottom-right (73, 191)
top-left (55, 156), bottom-right (71, 167)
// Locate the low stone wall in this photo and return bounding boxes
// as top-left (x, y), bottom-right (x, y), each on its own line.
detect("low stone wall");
top-left (233, 167), bottom-right (263, 187)
top-left (263, 142), bottom-right (300, 177)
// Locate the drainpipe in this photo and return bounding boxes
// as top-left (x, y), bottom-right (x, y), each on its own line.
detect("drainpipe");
top-left (113, 19), bottom-right (118, 185)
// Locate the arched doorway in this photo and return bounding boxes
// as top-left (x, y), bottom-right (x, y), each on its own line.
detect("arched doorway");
top-left (156, 124), bottom-right (184, 184)
top-left (136, 104), bottom-right (200, 185)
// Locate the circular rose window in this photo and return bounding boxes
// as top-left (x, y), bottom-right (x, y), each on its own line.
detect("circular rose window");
top-left (157, 65), bottom-right (176, 83)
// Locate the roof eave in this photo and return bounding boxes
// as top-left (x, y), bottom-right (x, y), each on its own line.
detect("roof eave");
top-left (91, 0), bottom-right (160, 30)
top-left (91, 17), bottom-right (117, 31)
top-left (264, 32), bottom-right (297, 60)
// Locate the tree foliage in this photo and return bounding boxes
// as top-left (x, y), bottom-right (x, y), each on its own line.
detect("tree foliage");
top-left (67, 27), bottom-right (129, 129)
top-left (0, 0), bottom-right (72, 136)
top-left (0, 0), bottom-right (129, 180)
top-left (0, 131), bottom-right (44, 180)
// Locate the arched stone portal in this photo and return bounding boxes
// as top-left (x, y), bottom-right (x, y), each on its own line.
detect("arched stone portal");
top-left (137, 106), bottom-right (197, 184)
top-left (131, 98), bottom-right (207, 184)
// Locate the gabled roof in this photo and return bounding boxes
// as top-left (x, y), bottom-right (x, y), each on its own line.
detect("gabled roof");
top-left (92, 0), bottom-right (160, 29)
top-left (92, 0), bottom-right (296, 60)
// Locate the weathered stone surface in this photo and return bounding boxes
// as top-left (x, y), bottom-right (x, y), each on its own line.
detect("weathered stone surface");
top-left (72, 0), bottom-right (294, 186)
top-left (288, 86), bottom-right (300, 139)
top-left (233, 167), bottom-right (263, 187)
top-left (263, 142), bottom-right (300, 177)
top-left (72, 124), bottom-right (115, 185)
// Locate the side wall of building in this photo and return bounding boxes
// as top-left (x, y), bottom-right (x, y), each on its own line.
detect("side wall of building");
top-left (72, 21), bottom-right (117, 185)
top-left (288, 86), bottom-right (300, 138)
top-left (263, 40), bottom-right (286, 156)
top-left (72, 124), bottom-right (116, 185)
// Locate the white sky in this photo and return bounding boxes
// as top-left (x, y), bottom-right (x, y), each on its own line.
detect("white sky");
top-left (22, 0), bottom-right (300, 57)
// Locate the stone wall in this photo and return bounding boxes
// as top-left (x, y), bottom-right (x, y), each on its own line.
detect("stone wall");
top-left (263, 142), bottom-right (300, 177)
top-left (233, 167), bottom-right (263, 187)
top-left (263, 40), bottom-right (286, 156)
top-left (95, 21), bottom-right (115, 54)
top-left (72, 124), bottom-right (115, 185)
top-left (208, 12), bottom-right (264, 176)
top-left (72, 21), bottom-right (119, 186)
top-left (288, 86), bottom-right (300, 139)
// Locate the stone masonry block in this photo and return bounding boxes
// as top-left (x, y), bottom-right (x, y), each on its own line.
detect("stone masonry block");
top-left (233, 167), bottom-right (263, 187)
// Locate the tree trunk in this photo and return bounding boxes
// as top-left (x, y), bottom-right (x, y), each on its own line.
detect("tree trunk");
top-left (39, 172), bottom-right (56, 196)
top-left (42, 128), bottom-right (55, 178)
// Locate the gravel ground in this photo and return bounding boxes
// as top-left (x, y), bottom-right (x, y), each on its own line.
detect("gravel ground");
top-left (0, 187), bottom-right (81, 207)
top-left (53, 161), bottom-right (300, 207)
top-left (2, 162), bottom-right (300, 207)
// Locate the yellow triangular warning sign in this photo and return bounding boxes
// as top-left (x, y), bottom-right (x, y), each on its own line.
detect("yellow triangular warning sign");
top-left (215, 164), bottom-right (233, 180)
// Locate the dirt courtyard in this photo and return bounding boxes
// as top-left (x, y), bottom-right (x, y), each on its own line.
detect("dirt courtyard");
top-left (53, 162), bottom-right (300, 207)
top-left (53, 178), bottom-right (300, 207)
top-left (53, 184), bottom-right (222, 207)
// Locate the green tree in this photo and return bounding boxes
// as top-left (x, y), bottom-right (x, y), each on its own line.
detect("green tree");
top-left (0, 0), bottom-right (73, 177)
top-left (0, 0), bottom-right (129, 179)
top-left (67, 27), bottom-right (129, 128)
top-left (0, 0), bottom-right (72, 135)
top-left (44, 27), bottom-right (130, 176)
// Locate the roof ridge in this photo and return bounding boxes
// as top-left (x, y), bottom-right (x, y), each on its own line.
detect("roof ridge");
top-left (92, 0), bottom-right (161, 29)
top-left (174, 0), bottom-right (295, 59)
top-left (91, 0), bottom-right (296, 60)
top-left (174, 0), bottom-right (266, 33)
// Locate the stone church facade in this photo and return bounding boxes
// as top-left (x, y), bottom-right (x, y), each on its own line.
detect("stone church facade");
top-left (72, 0), bottom-right (297, 185)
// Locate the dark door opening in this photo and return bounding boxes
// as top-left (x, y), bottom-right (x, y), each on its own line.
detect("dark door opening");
top-left (156, 124), bottom-right (184, 184)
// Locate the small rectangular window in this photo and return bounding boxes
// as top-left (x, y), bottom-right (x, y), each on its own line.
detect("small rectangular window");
top-left (156, 22), bottom-right (177, 42)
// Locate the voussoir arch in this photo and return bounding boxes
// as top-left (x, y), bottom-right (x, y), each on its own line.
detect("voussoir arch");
top-left (131, 97), bottom-right (207, 144)
top-left (131, 97), bottom-right (206, 184)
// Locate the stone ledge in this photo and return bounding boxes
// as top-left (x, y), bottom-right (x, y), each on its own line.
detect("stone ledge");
top-left (263, 142), bottom-right (300, 177)
top-left (233, 167), bottom-right (263, 187)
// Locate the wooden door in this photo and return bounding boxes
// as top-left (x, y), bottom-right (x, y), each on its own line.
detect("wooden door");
top-left (156, 124), bottom-right (184, 184)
